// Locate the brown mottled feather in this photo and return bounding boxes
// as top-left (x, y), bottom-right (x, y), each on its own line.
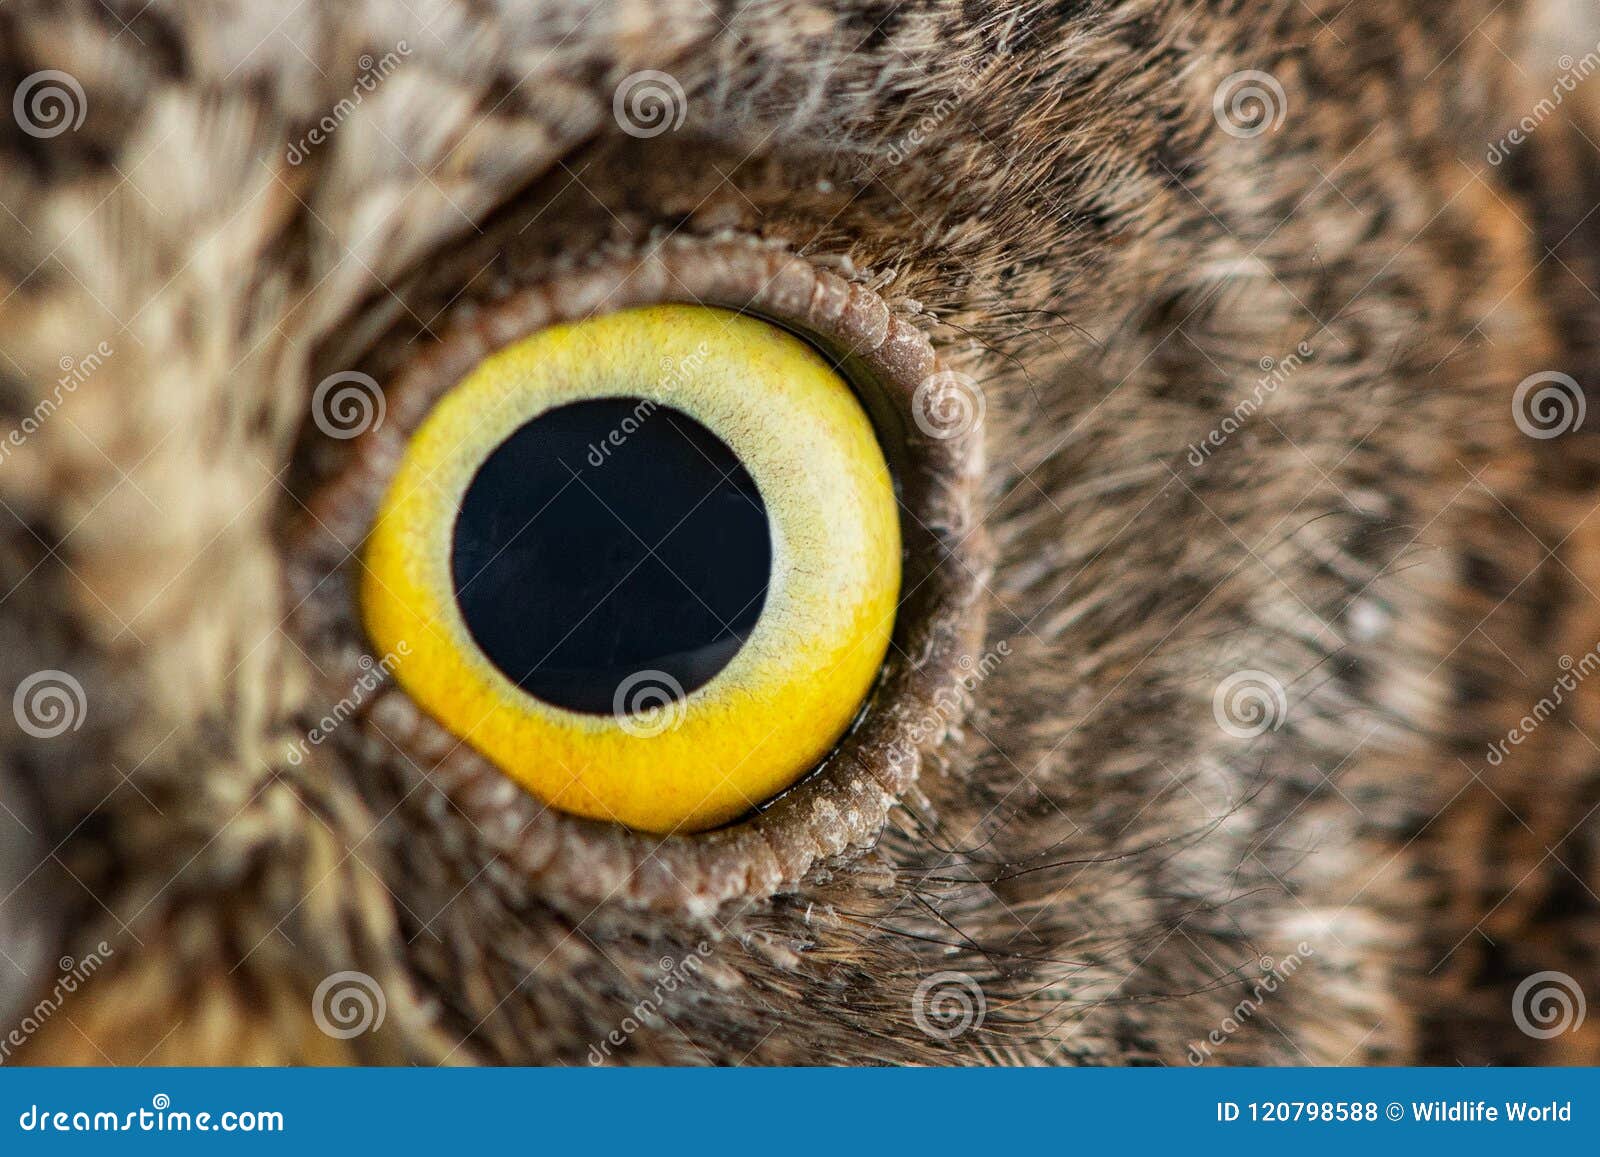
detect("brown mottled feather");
top-left (2, 0), bottom-right (1599, 1065)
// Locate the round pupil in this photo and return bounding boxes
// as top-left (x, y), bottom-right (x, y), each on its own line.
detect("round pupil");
top-left (450, 398), bottom-right (772, 715)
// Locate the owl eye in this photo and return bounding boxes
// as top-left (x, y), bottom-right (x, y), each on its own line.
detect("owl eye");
top-left (359, 304), bottom-right (900, 834)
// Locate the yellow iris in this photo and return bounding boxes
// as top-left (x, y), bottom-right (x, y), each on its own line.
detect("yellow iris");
top-left (361, 305), bottom-right (901, 833)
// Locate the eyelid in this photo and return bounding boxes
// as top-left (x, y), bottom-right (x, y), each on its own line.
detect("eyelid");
top-left (286, 238), bottom-right (990, 913)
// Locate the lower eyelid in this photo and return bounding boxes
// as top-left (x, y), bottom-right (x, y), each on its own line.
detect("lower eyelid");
top-left (285, 237), bottom-right (991, 911)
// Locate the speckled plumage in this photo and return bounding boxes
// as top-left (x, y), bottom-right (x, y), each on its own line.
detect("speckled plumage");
top-left (3, 0), bottom-right (1599, 1065)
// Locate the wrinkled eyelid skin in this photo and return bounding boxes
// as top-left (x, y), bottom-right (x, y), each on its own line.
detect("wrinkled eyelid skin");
top-left (287, 238), bottom-right (991, 915)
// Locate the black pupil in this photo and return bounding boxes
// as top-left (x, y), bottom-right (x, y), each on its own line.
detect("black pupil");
top-left (450, 398), bottom-right (771, 714)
